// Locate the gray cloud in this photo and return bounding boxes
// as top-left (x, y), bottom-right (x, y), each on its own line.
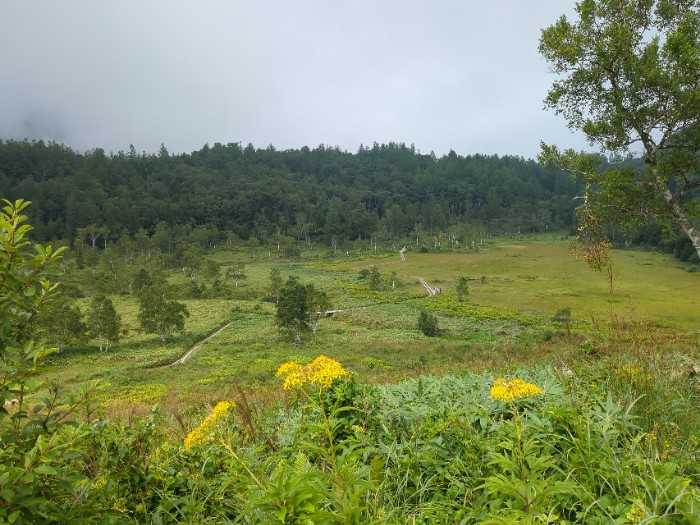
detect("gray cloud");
top-left (0, 0), bottom-right (588, 159)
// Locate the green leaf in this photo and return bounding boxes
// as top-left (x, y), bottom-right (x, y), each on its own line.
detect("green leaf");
top-left (33, 465), bottom-right (57, 476)
top-left (273, 506), bottom-right (287, 521)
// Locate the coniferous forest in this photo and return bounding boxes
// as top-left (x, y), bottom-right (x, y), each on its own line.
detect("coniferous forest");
top-left (3, 139), bottom-right (697, 263)
top-left (1, 139), bottom-right (578, 243)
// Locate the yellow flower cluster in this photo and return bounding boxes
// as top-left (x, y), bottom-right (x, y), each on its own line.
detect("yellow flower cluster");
top-left (276, 355), bottom-right (349, 390)
top-left (184, 401), bottom-right (235, 450)
top-left (489, 378), bottom-right (544, 402)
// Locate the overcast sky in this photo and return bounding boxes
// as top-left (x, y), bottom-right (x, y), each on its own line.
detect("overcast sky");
top-left (0, 1), bottom-right (590, 160)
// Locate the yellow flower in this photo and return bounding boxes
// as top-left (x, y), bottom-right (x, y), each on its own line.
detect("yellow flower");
top-left (184, 401), bottom-right (235, 450)
top-left (351, 424), bottom-right (365, 435)
top-left (275, 360), bottom-right (300, 377)
top-left (489, 378), bottom-right (544, 402)
top-left (626, 501), bottom-right (646, 523)
top-left (276, 355), bottom-right (349, 390)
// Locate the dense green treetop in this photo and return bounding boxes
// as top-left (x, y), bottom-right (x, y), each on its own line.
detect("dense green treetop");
top-left (276, 277), bottom-right (312, 342)
top-left (87, 294), bottom-right (120, 352)
top-left (539, 0), bottom-right (700, 263)
top-left (136, 285), bottom-right (189, 342)
top-left (0, 139), bottom-right (578, 244)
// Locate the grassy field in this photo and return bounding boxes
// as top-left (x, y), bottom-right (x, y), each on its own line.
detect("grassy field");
top-left (328, 240), bottom-right (700, 325)
top-left (14, 238), bottom-right (700, 522)
top-left (41, 238), bottom-right (699, 414)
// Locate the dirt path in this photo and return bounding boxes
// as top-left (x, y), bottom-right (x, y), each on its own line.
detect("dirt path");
top-left (173, 321), bottom-right (234, 365)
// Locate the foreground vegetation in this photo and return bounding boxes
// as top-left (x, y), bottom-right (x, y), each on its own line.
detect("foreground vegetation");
top-left (28, 363), bottom-right (699, 524)
top-left (2, 199), bottom-right (699, 523)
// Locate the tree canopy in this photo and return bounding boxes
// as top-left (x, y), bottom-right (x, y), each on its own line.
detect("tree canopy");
top-left (276, 278), bottom-right (311, 342)
top-left (0, 140), bottom-right (578, 248)
top-left (87, 295), bottom-right (121, 351)
top-left (539, 0), bottom-right (700, 263)
top-left (136, 285), bottom-right (189, 342)
top-left (275, 278), bottom-right (330, 342)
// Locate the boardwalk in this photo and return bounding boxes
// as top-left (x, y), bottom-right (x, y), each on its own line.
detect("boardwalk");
top-left (415, 276), bottom-right (440, 296)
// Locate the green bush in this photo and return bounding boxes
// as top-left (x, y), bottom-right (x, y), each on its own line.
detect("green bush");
top-left (417, 310), bottom-right (438, 337)
top-left (0, 200), bottom-right (104, 522)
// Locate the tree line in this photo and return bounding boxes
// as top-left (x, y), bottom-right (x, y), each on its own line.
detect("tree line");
top-left (0, 140), bottom-right (579, 246)
top-left (2, 139), bottom-right (695, 263)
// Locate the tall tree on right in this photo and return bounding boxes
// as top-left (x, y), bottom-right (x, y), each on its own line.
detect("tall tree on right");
top-left (539, 0), bottom-right (700, 265)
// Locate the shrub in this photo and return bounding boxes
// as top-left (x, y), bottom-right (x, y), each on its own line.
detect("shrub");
top-left (417, 310), bottom-right (438, 337)
top-left (0, 199), bottom-right (103, 521)
top-left (456, 276), bottom-right (469, 301)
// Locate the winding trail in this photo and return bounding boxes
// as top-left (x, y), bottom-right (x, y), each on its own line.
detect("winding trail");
top-left (173, 321), bottom-right (234, 365)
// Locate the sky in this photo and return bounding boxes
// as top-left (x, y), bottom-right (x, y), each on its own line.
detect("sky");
top-left (0, 1), bottom-right (590, 160)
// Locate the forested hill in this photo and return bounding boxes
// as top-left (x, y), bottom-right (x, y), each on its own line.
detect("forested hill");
top-left (0, 139), bottom-right (579, 245)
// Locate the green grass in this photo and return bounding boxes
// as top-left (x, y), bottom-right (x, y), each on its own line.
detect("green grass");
top-left (39, 239), bottom-right (699, 413)
top-left (328, 240), bottom-right (700, 326)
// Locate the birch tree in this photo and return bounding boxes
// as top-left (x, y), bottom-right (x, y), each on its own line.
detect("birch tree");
top-left (539, 0), bottom-right (700, 263)
top-left (87, 295), bottom-right (121, 351)
top-left (136, 286), bottom-right (189, 342)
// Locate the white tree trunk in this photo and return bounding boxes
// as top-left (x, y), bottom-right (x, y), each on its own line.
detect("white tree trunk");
top-left (660, 180), bottom-right (700, 260)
